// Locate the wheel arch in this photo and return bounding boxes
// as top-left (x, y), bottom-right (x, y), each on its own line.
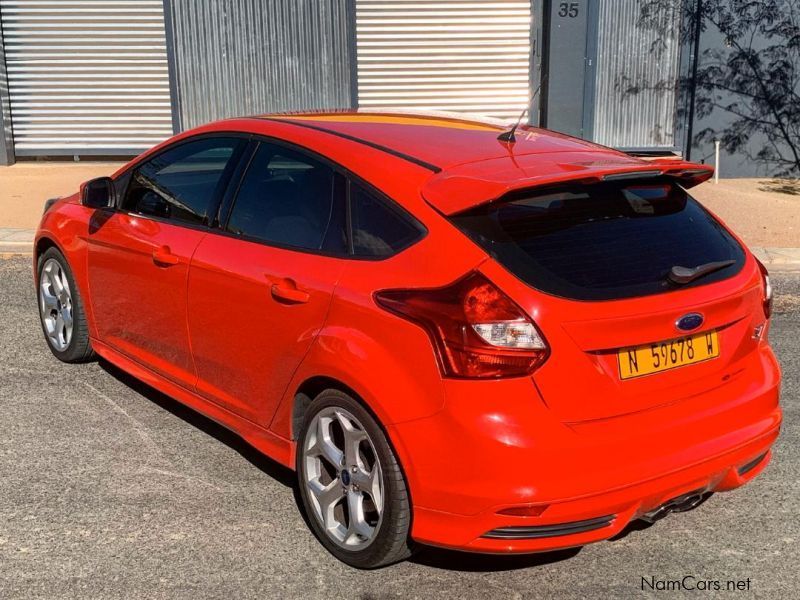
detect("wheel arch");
top-left (34, 224), bottom-right (97, 338)
top-left (291, 376), bottom-right (368, 441)
top-left (33, 235), bottom-right (62, 277)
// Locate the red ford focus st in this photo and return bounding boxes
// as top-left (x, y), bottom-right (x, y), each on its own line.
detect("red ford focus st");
top-left (35, 112), bottom-right (781, 568)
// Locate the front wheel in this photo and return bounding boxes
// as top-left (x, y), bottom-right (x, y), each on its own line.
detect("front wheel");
top-left (296, 390), bottom-right (413, 568)
top-left (37, 247), bottom-right (94, 363)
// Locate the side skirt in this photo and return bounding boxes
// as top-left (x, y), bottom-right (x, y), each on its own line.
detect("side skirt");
top-left (91, 338), bottom-right (294, 468)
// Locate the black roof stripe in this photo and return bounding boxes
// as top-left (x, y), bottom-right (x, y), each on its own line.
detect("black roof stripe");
top-left (258, 116), bottom-right (442, 174)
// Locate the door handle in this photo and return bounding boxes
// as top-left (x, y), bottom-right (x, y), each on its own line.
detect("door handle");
top-left (270, 281), bottom-right (310, 304)
top-left (152, 245), bottom-right (180, 266)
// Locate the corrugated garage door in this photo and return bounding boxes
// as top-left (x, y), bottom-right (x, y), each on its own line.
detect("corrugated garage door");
top-left (0, 0), bottom-right (173, 155)
top-left (591, 0), bottom-right (682, 148)
top-left (355, 1), bottom-right (531, 120)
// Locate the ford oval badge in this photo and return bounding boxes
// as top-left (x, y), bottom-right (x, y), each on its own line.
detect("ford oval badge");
top-left (676, 313), bottom-right (704, 332)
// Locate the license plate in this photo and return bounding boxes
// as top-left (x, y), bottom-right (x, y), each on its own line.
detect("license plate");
top-left (618, 331), bottom-right (719, 380)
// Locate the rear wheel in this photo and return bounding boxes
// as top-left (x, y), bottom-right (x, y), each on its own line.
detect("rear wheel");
top-left (296, 390), bottom-right (413, 568)
top-left (37, 247), bottom-right (94, 363)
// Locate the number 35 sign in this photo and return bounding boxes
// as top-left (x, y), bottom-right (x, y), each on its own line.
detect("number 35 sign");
top-left (558, 2), bottom-right (580, 18)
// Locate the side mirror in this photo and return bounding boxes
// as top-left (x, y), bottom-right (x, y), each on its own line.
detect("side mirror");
top-left (81, 177), bottom-right (115, 209)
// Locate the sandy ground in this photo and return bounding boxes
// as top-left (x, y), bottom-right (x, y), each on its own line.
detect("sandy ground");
top-left (692, 179), bottom-right (800, 247)
top-left (1, 162), bottom-right (798, 247)
top-left (0, 162), bottom-right (124, 229)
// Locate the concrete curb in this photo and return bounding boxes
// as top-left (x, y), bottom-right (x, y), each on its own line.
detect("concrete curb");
top-left (750, 248), bottom-right (800, 272)
top-left (0, 228), bottom-right (35, 254)
top-left (2, 227), bottom-right (799, 270)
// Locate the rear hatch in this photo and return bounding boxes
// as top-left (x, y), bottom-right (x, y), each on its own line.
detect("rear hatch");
top-left (444, 172), bottom-right (765, 423)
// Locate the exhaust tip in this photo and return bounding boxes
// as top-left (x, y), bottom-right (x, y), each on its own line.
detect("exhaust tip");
top-left (641, 490), bottom-right (708, 524)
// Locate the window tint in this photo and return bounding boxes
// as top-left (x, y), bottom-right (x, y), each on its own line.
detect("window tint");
top-left (122, 137), bottom-right (243, 225)
top-left (226, 143), bottom-right (345, 253)
top-left (350, 182), bottom-right (423, 257)
top-left (450, 179), bottom-right (745, 300)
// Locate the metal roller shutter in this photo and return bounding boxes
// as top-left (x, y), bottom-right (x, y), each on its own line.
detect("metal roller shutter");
top-left (0, 0), bottom-right (173, 155)
top-left (355, 0), bottom-right (532, 120)
top-left (591, 0), bottom-right (682, 149)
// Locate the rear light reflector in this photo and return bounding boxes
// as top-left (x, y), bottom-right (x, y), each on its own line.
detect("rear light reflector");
top-left (755, 258), bottom-right (773, 318)
top-left (496, 504), bottom-right (549, 518)
top-left (374, 271), bottom-right (548, 378)
top-left (738, 452), bottom-right (768, 476)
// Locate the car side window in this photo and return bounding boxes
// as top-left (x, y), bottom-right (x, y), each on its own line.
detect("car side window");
top-left (349, 181), bottom-right (424, 257)
top-left (121, 137), bottom-right (244, 225)
top-left (226, 142), bottom-right (346, 253)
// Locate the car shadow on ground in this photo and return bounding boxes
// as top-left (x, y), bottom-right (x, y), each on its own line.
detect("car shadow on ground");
top-left (98, 358), bottom-right (607, 573)
top-left (409, 545), bottom-right (581, 572)
top-left (413, 491), bottom-right (715, 571)
top-left (98, 359), bottom-right (295, 488)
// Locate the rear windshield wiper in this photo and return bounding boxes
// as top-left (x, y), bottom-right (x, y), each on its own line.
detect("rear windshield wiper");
top-left (667, 259), bottom-right (736, 285)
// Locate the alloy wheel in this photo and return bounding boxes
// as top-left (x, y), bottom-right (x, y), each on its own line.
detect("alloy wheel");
top-left (39, 258), bottom-right (74, 351)
top-left (302, 407), bottom-right (384, 549)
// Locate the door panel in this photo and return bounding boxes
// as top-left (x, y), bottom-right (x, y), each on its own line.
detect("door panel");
top-left (86, 135), bottom-right (246, 388)
top-left (187, 235), bottom-right (344, 424)
top-left (87, 212), bottom-right (205, 388)
top-left (186, 139), bottom-right (347, 424)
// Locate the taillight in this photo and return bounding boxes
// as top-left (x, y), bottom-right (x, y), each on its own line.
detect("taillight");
top-left (374, 272), bottom-right (548, 378)
top-left (756, 258), bottom-right (773, 318)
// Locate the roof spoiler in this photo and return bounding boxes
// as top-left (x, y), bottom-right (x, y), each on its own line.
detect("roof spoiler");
top-left (423, 157), bottom-right (715, 216)
top-left (620, 149), bottom-right (682, 158)
top-left (624, 153), bottom-right (714, 187)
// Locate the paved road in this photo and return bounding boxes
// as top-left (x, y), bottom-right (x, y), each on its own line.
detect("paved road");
top-left (1, 256), bottom-right (798, 599)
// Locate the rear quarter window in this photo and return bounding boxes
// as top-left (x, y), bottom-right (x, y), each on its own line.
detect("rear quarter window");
top-left (349, 181), bottom-right (425, 258)
top-left (450, 179), bottom-right (745, 300)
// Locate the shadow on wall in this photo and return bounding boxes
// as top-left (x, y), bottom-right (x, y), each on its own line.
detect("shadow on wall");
top-left (626, 0), bottom-right (800, 179)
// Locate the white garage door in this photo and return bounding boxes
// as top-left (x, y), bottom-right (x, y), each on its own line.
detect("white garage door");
top-left (0, 0), bottom-right (173, 154)
top-left (355, 0), bottom-right (532, 120)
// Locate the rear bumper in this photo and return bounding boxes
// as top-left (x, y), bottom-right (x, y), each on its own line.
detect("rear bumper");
top-left (413, 426), bottom-right (778, 553)
top-left (390, 345), bottom-right (781, 553)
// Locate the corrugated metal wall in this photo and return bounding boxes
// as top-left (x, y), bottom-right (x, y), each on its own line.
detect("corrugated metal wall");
top-left (166, 0), bottom-right (353, 131)
top-left (0, 0), bottom-right (172, 154)
top-left (591, 0), bottom-right (682, 148)
top-left (354, 0), bottom-right (531, 120)
top-left (0, 14), bottom-right (13, 165)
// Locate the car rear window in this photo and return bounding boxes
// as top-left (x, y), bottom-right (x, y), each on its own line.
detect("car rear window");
top-left (450, 179), bottom-right (745, 300)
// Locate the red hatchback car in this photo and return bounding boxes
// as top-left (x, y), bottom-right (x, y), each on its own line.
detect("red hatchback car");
top-left (35, 112), bottom-right (781, 568)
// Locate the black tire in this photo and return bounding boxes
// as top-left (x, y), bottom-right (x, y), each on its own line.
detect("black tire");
top-left (296, 389), bottom-right (413, 568)
top-left (36, 247), bottom-right (95, 363)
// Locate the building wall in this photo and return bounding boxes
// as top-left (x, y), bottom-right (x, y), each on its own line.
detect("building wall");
top-left (2, 0), bottom-right (790, 178)
top-left (542, 0), bottom-right (589, 138)
top-left (165, 0), bottom-right (353, 132)
top-left (543, 0), bottom-right (687, 151)
top-left (353, 0), bottom-right (532, 120)
top-left (690, 12), bottom-right (798, 178)
top-left (0, 0), bottom-right (172, 157)
top-left (0, 12), bottom-right (13, 165)
top-left (590, 0), bottom-right (684, 149)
